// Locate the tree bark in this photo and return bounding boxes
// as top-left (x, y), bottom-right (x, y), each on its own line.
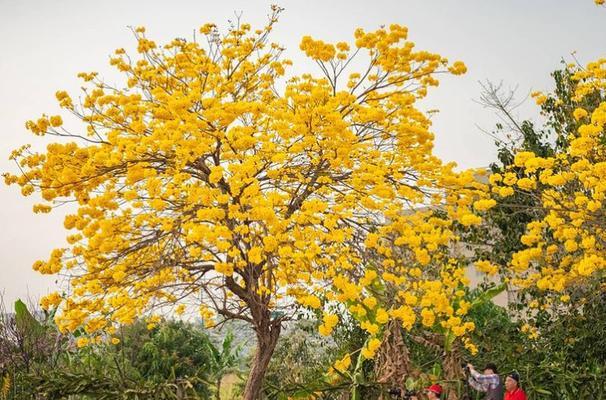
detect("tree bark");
top-left (374, 319), bottom-right (412, 386)
top-left (443, 345), bottom-right (464, 400)
top-left (242, 321), bottom-right (281, 400)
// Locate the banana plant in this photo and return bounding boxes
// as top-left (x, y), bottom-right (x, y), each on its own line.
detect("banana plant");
top-left (205, 330), bottom-right (244, 400)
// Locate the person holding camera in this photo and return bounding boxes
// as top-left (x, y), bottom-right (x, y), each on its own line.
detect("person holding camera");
top-left (504, 372), bottom-right (526, 400)
top-left (466, 362), bottom-right (503, 400)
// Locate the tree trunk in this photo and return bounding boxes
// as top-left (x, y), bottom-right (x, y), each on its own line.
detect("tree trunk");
top-left (443, 346), bottom-right (464, 400)
top-left (374, 320), bottom-right (412, 385)
top-left (242, 321), bottom-right (281, 400)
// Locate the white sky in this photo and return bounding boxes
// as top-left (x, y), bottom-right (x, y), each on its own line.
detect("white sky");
top-left (1, 0), bottom-right (605, 307)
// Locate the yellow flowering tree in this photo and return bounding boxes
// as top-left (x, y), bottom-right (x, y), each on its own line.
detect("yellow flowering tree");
top-left (5, 8), bottom-right (489, 398)
top-left (488, 59), bottom-right (606, 313)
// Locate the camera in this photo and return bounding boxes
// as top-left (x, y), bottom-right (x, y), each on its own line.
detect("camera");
top-left (388, 388), bottom-right (417, 400)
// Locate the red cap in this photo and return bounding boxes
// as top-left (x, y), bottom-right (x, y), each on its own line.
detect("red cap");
top-left (426, 384), bottom-right (443, 395)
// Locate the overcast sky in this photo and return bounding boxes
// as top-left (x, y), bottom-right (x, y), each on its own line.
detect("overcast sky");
top-left (1, 0), bottom-right (605, 307)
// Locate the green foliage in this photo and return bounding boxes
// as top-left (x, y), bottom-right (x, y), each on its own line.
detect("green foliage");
top-left (1, 299), bottom-right (63, 400)
top-left (13, 300), bottom-right (43, 339)
top-left (262, 318), bottom-right (368, 400)
top-left (205, 330), bottom-right (245, 400)
top-left (1, 299), bottom-right (244, 400)
top-left (31, 370), bottom-right (206, 400)
top-left (32, 320), bottom-right (217, 399)
top-left (263, 321), bottom-right (338, 399)
top-left (463, 293), bottom-right (606, 399)
top-left (122, 320), bottom-right (215, 388)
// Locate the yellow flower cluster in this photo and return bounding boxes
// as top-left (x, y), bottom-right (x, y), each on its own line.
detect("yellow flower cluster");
top-left (199, 305), bottom-right (216, 329)
top-left (531, 91), bottom-right (547, 106)
top-left (40, 292), bottom-right (62, 310)
top-left (333, 353), bottom-right (352, 373)
top-left (521, 323), bottom-right (539, 340)
top-left (361, 337), bottom-right (382, 359)
top-left (299, 36), bottom-right (336, 62)
top-left (319, 313), bottom-right (339, 336)
top-left (474, 260), bottom-right (499, 276)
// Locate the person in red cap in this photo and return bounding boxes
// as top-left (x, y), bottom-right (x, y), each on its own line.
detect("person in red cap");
top-left (504, 372), bottom-right (526, 400)
top-left (425, 384), bottom-right (443, 399)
